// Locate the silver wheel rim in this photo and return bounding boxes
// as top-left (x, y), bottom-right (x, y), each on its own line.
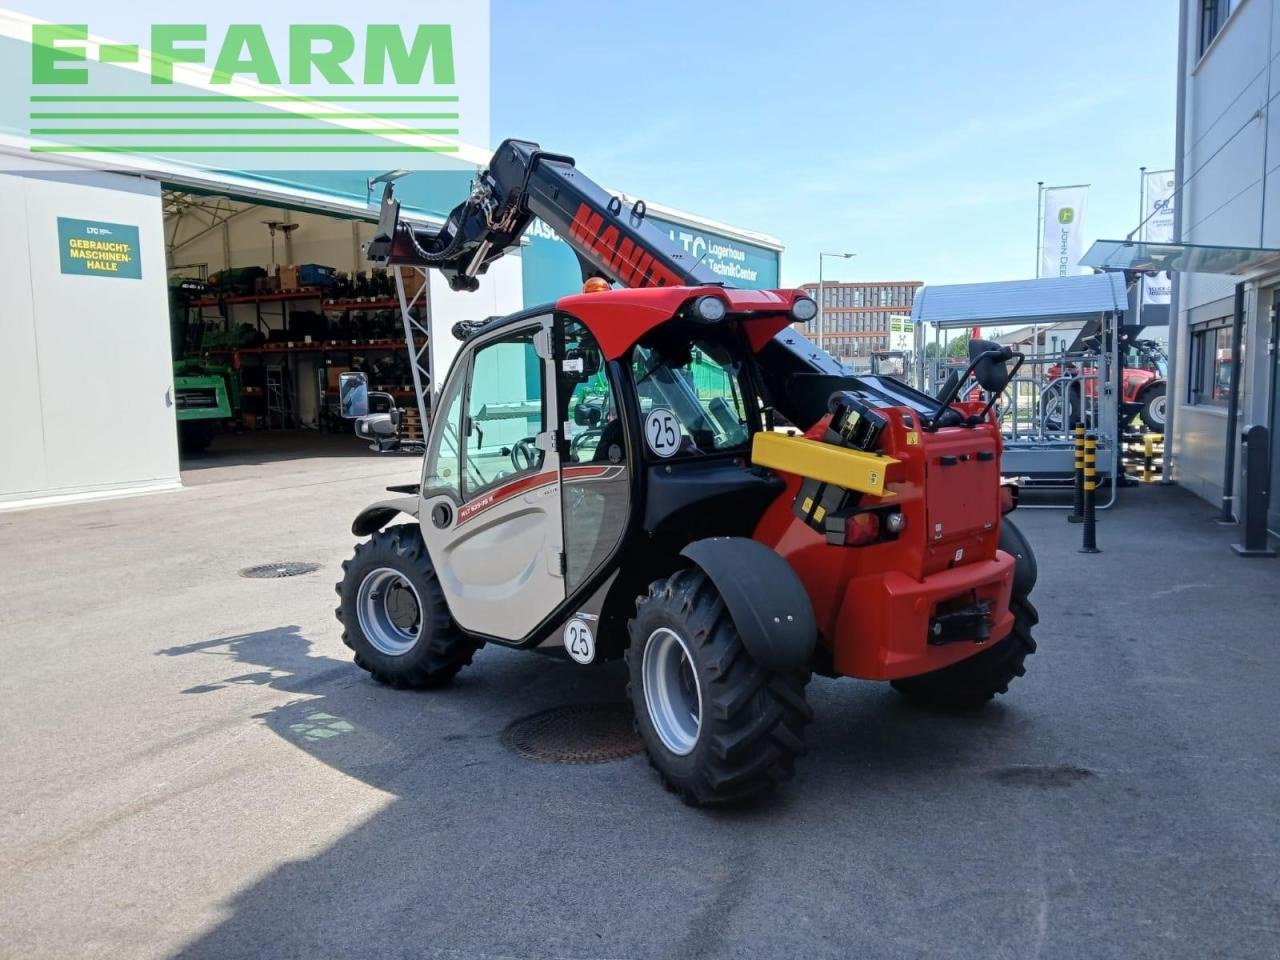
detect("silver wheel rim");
top-left (641, 627), bottom-right (702, 756)
top-left (1150, 395), bottom-right (1167, 425)
top-left (356, 567), bottom-right (423, 656)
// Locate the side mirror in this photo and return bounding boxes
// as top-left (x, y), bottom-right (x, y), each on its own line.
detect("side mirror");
top-left (573, 404), bottom-right (601, 427)
top-left (338, 371), bottom-right (370, 418)
top-left (968, 338), bottom-right (1013, 395)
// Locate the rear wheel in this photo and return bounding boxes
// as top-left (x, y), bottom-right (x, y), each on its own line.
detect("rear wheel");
top-left (335, 524), bottom-right (481, 688)
top-left (626, 568), bottom-right (813, 806)
top-left (1139, 384), bottom-right (1167, 433)
top-left (890, 598), bottom-right (1038, 709)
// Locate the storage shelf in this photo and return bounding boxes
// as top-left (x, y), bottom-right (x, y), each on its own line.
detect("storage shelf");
top-left (194, 291), bottom-right (418, 311)
top-left (206, 339), bottom-right (410, 356)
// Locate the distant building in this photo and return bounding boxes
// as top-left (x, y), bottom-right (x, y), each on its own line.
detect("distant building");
top-left (797, 281), bottom-right (922, 361)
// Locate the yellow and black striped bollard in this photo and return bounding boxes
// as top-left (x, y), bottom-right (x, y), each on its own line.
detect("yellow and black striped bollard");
top-left (1080, 431), bottom-right (1101, 553)
top-left (1068, 422), bottom-right (1085, 524)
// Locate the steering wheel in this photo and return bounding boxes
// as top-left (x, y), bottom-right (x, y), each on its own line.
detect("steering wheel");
top-left (571, 427), bottom-right (605, 459)
top-left (511, 437), bottom-right (540, 472)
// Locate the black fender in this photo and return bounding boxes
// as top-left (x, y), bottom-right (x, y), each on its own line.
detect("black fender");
top-left (352, 496), bottom-right (420, 537)
top-left (680, 537), bottom-right (816, 672)
top-left (1136, 377), bottom-right (1166, 401)
top-left (998, 516), bottom-right (1037, 598)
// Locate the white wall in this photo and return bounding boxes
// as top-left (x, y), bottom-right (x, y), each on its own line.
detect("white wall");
top-left (1173, 0), bottom-right (1279, 509)
top-left (0, 163), bottom-right (180, 510)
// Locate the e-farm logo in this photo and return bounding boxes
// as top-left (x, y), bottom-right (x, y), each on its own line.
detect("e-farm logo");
top-left (1057, 207), bottom-right (1075, 225)
top-left (20, 7), bottom-right (489, 170)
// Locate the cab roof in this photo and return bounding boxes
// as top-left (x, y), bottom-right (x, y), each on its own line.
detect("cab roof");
top-left (555, 286), bottom-right (809, 360)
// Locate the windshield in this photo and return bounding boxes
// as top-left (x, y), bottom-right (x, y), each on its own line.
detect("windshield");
top-left (631, 337), bottom-right (751, 456)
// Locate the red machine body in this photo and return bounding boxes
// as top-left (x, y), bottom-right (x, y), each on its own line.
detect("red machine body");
top-left (753, 406), bottom-right (1015, 680)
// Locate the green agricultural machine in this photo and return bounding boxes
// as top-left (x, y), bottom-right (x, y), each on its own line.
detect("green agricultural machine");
top-left (170, 278), bottom-right (240, 454)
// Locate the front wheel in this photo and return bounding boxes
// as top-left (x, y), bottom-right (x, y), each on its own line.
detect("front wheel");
top-left (626, 569), bottom-right (813, 806)
top-left (335, 524), bottom-right (481, 688)
top-left (890, 598), bottom-right (1039, 709)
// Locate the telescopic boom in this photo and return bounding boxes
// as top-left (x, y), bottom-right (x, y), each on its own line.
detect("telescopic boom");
top-left (366, 138), bottom-right (723, 292)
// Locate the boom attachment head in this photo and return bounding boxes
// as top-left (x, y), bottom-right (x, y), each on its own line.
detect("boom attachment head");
top-left (366, 139), bottom-right (723, 292)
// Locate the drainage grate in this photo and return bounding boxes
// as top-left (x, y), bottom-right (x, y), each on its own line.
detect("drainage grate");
top-left (501, 702), bottom-right (643, 764)
top-left (239, 562), bottom-right (322, 579)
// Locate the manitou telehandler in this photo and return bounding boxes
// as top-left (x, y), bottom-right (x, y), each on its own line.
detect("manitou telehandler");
top-left (334, 139), bottom-right (1039, 805)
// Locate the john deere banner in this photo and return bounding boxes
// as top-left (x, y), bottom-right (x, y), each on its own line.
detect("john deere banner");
top-left (1040, 184), bottom-right (1089, 278)
top-left (1141, 169), bottom-right (1175, 305)
top-left (57, 216), bottom-right (141, 278)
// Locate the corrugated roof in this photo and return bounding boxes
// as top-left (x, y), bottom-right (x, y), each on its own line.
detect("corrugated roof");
top-left (911, 273), bottom-right (1128, 328)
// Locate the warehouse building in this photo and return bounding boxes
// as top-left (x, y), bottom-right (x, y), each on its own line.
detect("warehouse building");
top-left (0, 137), bottom-right (780, 512)
top-left (1163, 0), bottom-right (1280, 532)
top-left (795, 281), bottom-right (922, 363)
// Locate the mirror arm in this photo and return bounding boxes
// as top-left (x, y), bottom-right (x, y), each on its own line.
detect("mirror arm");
top-left (923, 355), bottom-right (984, 431)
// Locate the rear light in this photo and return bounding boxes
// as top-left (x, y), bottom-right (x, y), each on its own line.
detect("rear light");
top-left (884, 511), bottom-right (907, 534)
top-left (845, 512), bottom-right (881, 545)
top-left (1000, 483), bottom-right (1018, 514)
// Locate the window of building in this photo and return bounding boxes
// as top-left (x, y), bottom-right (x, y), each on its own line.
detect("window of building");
top-left (1189, 318), bottom-right (1236, 408)
top-left (1199, 0), bottom-right (1233, 56)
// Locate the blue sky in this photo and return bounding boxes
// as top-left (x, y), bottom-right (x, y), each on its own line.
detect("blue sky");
top-left (491, 0), bottom-right (1178, 288)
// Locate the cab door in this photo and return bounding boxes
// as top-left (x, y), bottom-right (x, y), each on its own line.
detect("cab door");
top-left (418, 315), bottom-right (564, 640)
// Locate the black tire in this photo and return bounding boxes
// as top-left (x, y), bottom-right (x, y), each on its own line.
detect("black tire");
top-left (890, 597), bottom-right (1039, 709)
top-left (178, 420), bottom-right (216, 454)
top-left (1139, 384), bottom-right (1167, 433)
top-left (625, 568), bottom-right (813, 806)
top-left (334, 524), bottom-right (480, 688)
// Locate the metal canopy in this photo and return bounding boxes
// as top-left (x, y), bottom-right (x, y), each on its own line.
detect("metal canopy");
top-left (911, 273), bottom-right (1127, 329)
top-left (1081, 239), bottom-right (1280, 277)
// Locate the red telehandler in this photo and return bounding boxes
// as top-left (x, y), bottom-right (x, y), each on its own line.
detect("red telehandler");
top-left (334, 139), bottom-right (1039, 805)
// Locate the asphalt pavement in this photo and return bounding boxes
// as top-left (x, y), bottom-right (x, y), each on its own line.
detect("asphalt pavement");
top-left (0, 434), bottom-right (1277, 959)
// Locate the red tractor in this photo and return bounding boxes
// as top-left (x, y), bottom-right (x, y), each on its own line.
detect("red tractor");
top-left (1043, 332), bottom-right (1167, 433)
top-left (336, 140), bottom-right (1039, 805)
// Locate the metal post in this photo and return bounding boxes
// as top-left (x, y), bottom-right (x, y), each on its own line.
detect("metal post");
top-left (1035, 181), bottom-right (1045, 278)
top-left (1218, 282), bottom-right (1246, 522)
top-left (1069, 422), bottom-right (1085, 523)
top-left (1080, 432), bottom-right (1101, 553)
top-left (1136, 166), bottom-right (1147, 325)
top-left (1232, 424), bottom-right (1277, 556)
top-left (816, 256), bottom-right (824, 352)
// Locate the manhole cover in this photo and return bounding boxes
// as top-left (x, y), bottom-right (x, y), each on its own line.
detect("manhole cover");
top-left (501, 702), bottom-right (643, 764)
top-left (239, 562), bottom-right (322, 579)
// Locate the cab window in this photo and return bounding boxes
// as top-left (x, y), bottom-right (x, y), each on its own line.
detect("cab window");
top-left (630, 335), bottom-right (752, 457)
top-left (463, 328), bottom-right (546, 496)
top-left (422, 365), bottom-right (465, 498)
top-left (557, 317), bottom-right (629, 591)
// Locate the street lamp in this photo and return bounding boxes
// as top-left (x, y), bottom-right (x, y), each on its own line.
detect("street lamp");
top-left (817, 251), bottom-right (856, 352)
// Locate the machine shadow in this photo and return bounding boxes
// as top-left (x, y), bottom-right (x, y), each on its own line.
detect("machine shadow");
top-left (156, 627), bottom-right (1032, 959)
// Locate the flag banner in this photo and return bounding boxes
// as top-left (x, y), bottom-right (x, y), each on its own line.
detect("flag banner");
top-left (1041, 185), bottom-right (1089, 278)
top-left (1142, 169), bottom-right (1175, 305)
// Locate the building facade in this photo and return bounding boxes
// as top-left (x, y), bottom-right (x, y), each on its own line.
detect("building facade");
top-left (797, 281), bottom-right (922, 361)
top-left (1169, 0), bottom-right (1280, 531)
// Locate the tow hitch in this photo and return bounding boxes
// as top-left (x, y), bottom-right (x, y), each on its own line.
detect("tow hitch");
top-left (927, 599), bottom-right (993, 645)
